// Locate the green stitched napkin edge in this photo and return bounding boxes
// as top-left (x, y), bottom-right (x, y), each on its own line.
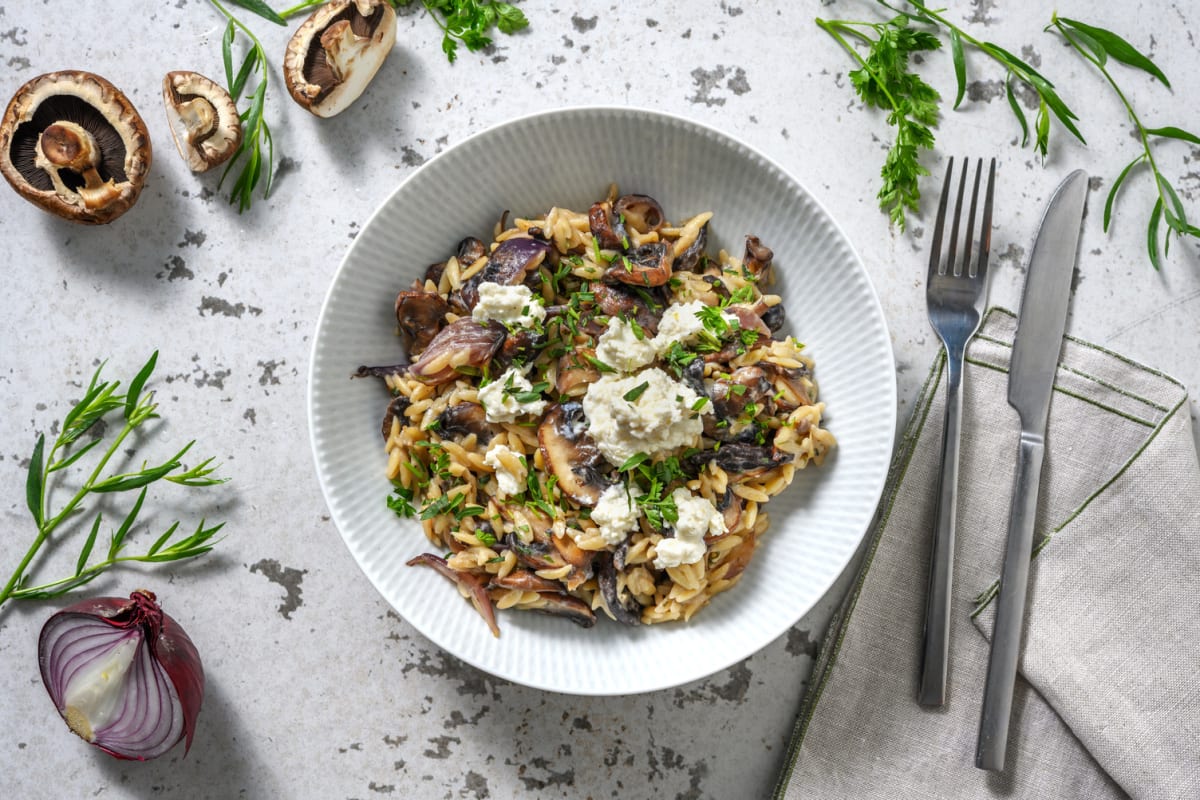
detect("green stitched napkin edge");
top-left (771, 306), bottom-right (1188, 799)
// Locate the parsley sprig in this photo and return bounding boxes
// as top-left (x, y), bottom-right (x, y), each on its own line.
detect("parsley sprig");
top-left (398, 0), bottom-right (530, 63)
top-left (1, 354), bottom-right (228, 607)
top-left (1048, 14), bottom-right (1200, 269)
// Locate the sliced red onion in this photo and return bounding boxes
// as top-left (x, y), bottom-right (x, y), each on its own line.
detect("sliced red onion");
top-left (38, 589), bottom-right (204, 760)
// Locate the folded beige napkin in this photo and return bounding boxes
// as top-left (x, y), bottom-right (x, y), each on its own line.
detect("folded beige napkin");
top-left (774, 308), bottom-right (1200, 800)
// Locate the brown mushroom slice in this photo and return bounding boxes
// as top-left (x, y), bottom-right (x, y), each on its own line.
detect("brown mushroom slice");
top-left (613, 194), bottom-right (665, 234)
top-left (407, 553), bottom-right (500, 637)
top-left (394, 289), bottom-right (450, 355)
top-left (590, 281), bottom-right (664, 335)
top-left (530, 593), bottom-right (596, 628)
top-left (0, 71), bottom-right (151, 224)
top-left (716, 529), bottom-right (757, 583)
top-left (437, 402), bottom-right (495, 444)
top-left (674, 220), bottom-right (709, 273)
top-left (604, 242), bottom-right (673, 288)
top-left (500, 532), bottom-right (560, 572)
top-left (709, 366), bottom-right (773, 421)
top-left (409, 319), bottom-right (506, 385)
top-left (588, 200), bottom-right (627, 249)
top-left (492, 327), bottom-right (547, 373)
top-left (742, 236), bottom-right (774, 281)
top-left (555, 350), bottom-right (601, 398)
top-left (713, 489), bottom-right (743, 541)
top-left (596, 552), bottom-right (643, 626)
top-left (538, 402), bottom-right (610, 506)
top-left (381, 394), bottom-right (412, 440)
top-left (686, 442), bottom-right (793, 479)
top-left (762, 363), bottom-right (813, 411)
top-left (284, 0), bottom-right (397, 118)
top-left (552, 532), bottom-right (596, 591)
top-left (461, 237), bottom-right (552, 309)
top-left (161, 71), bottom-right (242, 172)
top-left (488, 570), bottom-right (563, 594)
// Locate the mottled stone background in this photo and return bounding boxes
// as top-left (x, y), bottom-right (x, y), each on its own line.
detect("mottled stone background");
top-left (1, 1), bottom-right (1197, 798)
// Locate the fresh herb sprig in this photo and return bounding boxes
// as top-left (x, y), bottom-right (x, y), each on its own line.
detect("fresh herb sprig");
top-left (815, 14), bottom-right (941, 230)
top-left (209, 0), bottom-right (283, 212)
top-left (1049, 14), bottom-right (1200, 270)
top-left (0, 354), bottom-right (229, 608)
top-left (397, 0), bottom-right (530, 63)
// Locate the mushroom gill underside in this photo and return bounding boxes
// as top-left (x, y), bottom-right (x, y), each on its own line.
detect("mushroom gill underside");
top-left (9, 94), bottom-right (128, 194)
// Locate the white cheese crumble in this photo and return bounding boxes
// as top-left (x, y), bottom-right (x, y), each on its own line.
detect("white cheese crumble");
top-left (582, 367), bottom-right (707, 466)
top-left (653, 488), bottom-right (727, 569)
top-left (483, 443), bottom-right (524, 498)
top-left (589, 483), bottom-right (643, 546)
top-left (478, 367), bottom-right (547, 423)
top-left (595, 317), bottom-right (657, 373)
top-left (471, 282), bottom-right (545, 328)
top-left (651, 300), bottom-right (737, 355)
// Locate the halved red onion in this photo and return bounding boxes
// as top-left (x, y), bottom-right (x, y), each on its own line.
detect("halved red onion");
top-left (38, 589), bottom-right (204, 760)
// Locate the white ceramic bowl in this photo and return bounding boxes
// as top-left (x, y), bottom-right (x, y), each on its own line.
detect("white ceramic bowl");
top-left (308, 107), bottom-right (896, 695)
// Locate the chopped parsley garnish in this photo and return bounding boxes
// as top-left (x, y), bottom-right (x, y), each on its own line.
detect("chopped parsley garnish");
top-left (623, 381), bottom-right (650, 402)
top-left (386, 485), bottom-right (417, 518)
top-left (475, 527), bottom-right (497, 546)
top-left (586, 355), bottom-right (617, 374)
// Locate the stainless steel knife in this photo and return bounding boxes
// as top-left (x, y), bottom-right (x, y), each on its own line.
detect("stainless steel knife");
top-left (975, 169), bottom-right (1088, 772)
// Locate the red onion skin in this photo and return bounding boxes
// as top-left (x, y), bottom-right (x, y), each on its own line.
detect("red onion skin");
top-left (38, 590), bottom-right (204, 759)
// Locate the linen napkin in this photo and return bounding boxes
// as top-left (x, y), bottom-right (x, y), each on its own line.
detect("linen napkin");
top-left (773, 308), bottom-right (1200, 800)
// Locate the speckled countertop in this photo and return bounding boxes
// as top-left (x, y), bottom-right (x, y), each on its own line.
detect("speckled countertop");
top-left (1, 2), bottom-right (1197, 798)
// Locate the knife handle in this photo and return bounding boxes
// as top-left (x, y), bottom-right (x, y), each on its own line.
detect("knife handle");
top-left (976, 431), bottom-right (1045, 771)
top-left (918, 352), bottom-right (966, 706)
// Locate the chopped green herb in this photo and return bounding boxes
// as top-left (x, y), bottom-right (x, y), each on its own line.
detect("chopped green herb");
top-left (623, 381), bottom-right (650, 402)
top-left (586, 355), bottom-right (617, 374)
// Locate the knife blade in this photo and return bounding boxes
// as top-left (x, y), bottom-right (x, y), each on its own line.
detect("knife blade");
top-left (975, 169), bottom-right (1088, 772)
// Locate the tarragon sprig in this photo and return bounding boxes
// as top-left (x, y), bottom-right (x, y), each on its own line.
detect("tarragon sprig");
top-left (1049, 14), bottom-right (1200, 270)
top-left (0, 354), bottom-right (229, 608)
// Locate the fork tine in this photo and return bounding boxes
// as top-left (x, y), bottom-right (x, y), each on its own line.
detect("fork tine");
top-left (975, 158), bottom-right (997, 280)
top-left (927, 157), bottom-right (955, 281)
top-left (945, 159), bottom-right (969, 276)
top-left (963, 159), bottom-right (982, 277)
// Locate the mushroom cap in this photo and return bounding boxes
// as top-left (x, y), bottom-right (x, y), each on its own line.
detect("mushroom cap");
top-left (162, 71), bottom-right (243, 173)
top-left (283, 0), bottom-right (397, 118)
top-left (0, 70), bottom-right (152, 224)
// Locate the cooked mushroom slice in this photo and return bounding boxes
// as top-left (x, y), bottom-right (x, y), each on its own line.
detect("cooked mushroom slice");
top-left (555, 349), bottom-right (601, 398)
top-left (762, 363), bottom-right (813, 411)
top-left (488, 569), bottom-right (563, 593)
top-left (0, 71), bottom-right (151, 224)
top-left (605, 242), bottom-right (673, 288)
top-left (538, 402), bottom-right (610, 506)
top-left (381, 394), bottom-right (411, 439)
top-left (614, 194), bottom-right (665, 234)
top-left (409, 319), bottom-right (506, 385)
top-left (597, 552), bottom-right (642, 626)
top-left (742, 236), bottom-right (774, 280)
top-left (725, 304), bottom-right (772, 344)
top-left (716, 529), bottom-right (757, 583)
top-left (500, 533), bottom-right (559, 572)
top-left (456, 236), bottom-right (487, 267)
top-left (686, 443), bottom-right (793, 478)
top-left (531, 593), bottom-right (597, 628)
top-left (437, 402), bottom-right (494, 444)
top-left (395, 289), bottom-right (450, 355)
top-left (761, 303), bottom-right (786, 333)
top-left (461, 237), bottom-right (552, 309)
top-left (493, 327), bottom-right (547, 373)
top-left (161, 71), bottom-right (242, 172)
top-left (590, 281), bottom-right (664, 335)
top-left (406, 554), bottom-right (500, 637)
top-left (714, 488), bottom-right (743, 539)
top-left (552, 532), bottom-right (596, 591)
top-left (588, 199), bottom-right (627, 250)
top-left (284, 0), bottom-right (397, 118)
top-left (352, 362), bottom-right (409, 379)
top-left (674, 220), bottom-right (709, 272)
top-left (709, 366), bottom-right (773, 420)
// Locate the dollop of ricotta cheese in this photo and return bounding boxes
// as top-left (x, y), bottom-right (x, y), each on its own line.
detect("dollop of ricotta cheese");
top-left (653, 488), bottom-right (727, 569)
top-left (478, 367), bottom-right (548, 423)
top-left (589, 483), bottom-right (643, 545)
top-left (472, 282), bottom-right (546, 328)
top-left (483, 443), bottom-right (524, 498)
top-left (595, 317), bottom-right (657, 373)
top-left (651, 300), bottom-right (738, 355)
top-left (582, 367), bottom-right (707, 466)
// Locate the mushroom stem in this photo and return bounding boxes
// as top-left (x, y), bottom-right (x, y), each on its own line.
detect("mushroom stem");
top-left (320, 20), bottom-right (370, 82)
top-left (174, 97), bottom-right (217, 142)
top-left (35, 122), bottom-right (121, 211)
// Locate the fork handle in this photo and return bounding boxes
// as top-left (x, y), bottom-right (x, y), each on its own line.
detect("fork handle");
top-left (918, 349), bottom-right (966, 707)
top-left (976, 432), bottom-right (1045, 771)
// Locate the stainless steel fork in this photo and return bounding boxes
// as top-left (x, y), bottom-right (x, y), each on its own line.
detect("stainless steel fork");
top-left (918, 157), bottom-right (996, 707)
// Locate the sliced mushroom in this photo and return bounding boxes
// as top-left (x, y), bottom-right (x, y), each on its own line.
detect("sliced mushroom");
top-left (761, 303), bottom-right (786, 333)
top-left (394, 289), bottom-right (450, 355)
top-left (708, 366), bottom-right (773, 421)
top-left (552, 532), bottom-right (596, 591)
top-left (531, 593), bottom-right (596, 628)
top-left (605, 242), bottom-right (673, 288)
top-left (555, 349), bottom-right (601, 398)
top-left (492, 327), bottom-right (547, 373)
top-left (352, 362), bottom-right (409, 379)
top-left (742, 236), bottom-right (774, 281)
top-left (686, 443), bottom-right (793, 478)
top-left (488, 570), bottom-right (562, 593)
top-left (409, 318), bottom-right (506, 385)
top-left (500, 532), bottom-right (559, 572)
top-left (381, 394), bottom-right (411, 439)
top-left (284, 0), bottom-right (397, 118)
top-left (161, 71), bottom-right (242, 172)
top-left (538, 402), bottom-right (610, 506)
top-left (461, 237), bottom-right (552, 309)
top-left (0, 71), bottom-right (151, 224)
top-left (614, 194), bottom-right (665, 234)
top-left (714, 488), bottom-right (743, 539)
top-left (762, 363), bottom-right (813, 411)
top-left (437, 402), bottom-right (494, 444)
top-left (596, 552), bottom-right (642, 626)
top-left (590, 281), bottom-right (664, 335)
top-left (717, 529), bottom-right (757, 582)
top-left (588, 200), bottom-right (627, 249)
top-left (674, 220), bottom-right (709, 272)
top-left (406, 553), bottom-right (500, 637)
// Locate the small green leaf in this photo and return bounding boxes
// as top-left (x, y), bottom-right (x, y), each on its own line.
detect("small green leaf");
top-left (619, 452), bottom-right (649, 472)
top-left (147, 522), bottom-right (181, 557)
top-left (1158, 175), bottom-right (1189, 233)
top-left (1057, 16), bottom-right (1170, 87)
top-left (623, 381), bottom-right (650, 402)
top-left (1103, 155), bottom-right (1145, 232)
top-left (1147, 197), bottom-right (1164, 270)
top-left (1144, 126), bottom-right (1200, 146)
top-left (231, 48), bottom-right (258, 102)
top-left (228, 0), bottom-right (286, 25)
top-left (1060, 24), bottom-right (1106, 66)
top-left (1005, 73), bottom-right (1029, 147)
top-left (26, 434), bottom-right (45, 527)
top-left (125, 352), bottom-right (157, 422)
top-left (76, 515), bottom-right (102, 576)
top-left (47, 437), bottom-right (103, 474)
top-left (950, 29), bottom-right (966, 109)
top-left (222, 20), bottom-right (235, 88)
